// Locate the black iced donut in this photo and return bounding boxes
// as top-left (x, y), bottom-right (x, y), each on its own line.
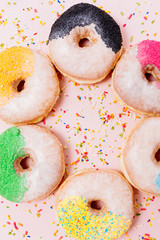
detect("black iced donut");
top-left (48, 3), bottom-right (122, 84)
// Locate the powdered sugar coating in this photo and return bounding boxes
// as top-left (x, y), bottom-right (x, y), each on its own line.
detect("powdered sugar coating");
top-left (0, 48), bottom-right (60, 124)
top-left (112, 42), bottom-right (160, 115)
top-left (49, 24), bottom-right (120, 84)
top-left (56, 169), bottom-right (134, 220)
top-left (48, 3), bottom-right (122, 85)
top-left (122, 117), bottom-right (160, 195)
top-left (18, 125), bottom-right (65, 202)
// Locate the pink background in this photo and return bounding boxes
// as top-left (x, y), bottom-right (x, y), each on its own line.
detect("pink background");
top-left (0, 0), bottom-right (160, 239)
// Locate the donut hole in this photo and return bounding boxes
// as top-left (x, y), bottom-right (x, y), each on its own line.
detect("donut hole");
top-left (11, 79), bottom-right (25, 93)
top-left (145, 73), bottom-right (157, 83)
top-left (155, 149), bottom-right (160, 162)
top-left (90, 200), bottom-right (103, 210)
top-left (20, 156), bottom-right (32, 169)
top-left (17, 80), bottom-right (25, 92)
top-left (79, 38), bottom-right (93, 48)
top-left (14, 155), bottom-right (34, 174)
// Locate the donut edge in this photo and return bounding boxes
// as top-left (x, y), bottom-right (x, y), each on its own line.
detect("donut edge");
top-left (55, 168), bottom-right (134, 218)
top-left (49, 47), bottom-right (122, 85)
top-left (23, 50), bottom-right (60, 125)
top-left (20, 125), bottom-right (65, 203)
top-left (121, 117), bottom-right (160, 196)
top-left (112, 46), bottom-right (160, 117)
top-left (48, 3), bottom-right (123, 54)
top-left (0, 49), bottom-right (60, 125)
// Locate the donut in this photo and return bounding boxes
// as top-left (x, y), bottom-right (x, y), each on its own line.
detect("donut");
top-left (122, 117), bottom-right (160, 196)
top-left (55, 169), bottom-right (134, 240)
top-left (0, 46), bottom-right (60, 124)
top-left (48, 3), bottom-right (122, 84)
top-left (112, 40), bottom-right (160, 116)
top-left (0, 125), bottom-right (65, 202)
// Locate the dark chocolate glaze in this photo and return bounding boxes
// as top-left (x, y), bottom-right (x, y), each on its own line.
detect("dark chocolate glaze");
top-left (48, 3), bottom-right (122, 53)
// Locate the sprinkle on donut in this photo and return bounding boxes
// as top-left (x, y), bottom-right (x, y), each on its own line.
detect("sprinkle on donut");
top-left (56, 169), bottom-right (134, 240)
top-left (0, 47), bottom-right (34, 106)
top-left (154, 173), bottom-right (160, 192)
top-left (57, 196), bottom-right (131, 240)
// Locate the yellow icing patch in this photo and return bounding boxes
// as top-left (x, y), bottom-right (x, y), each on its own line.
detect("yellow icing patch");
top-left (0, 47), bottom-right (34, 105)
top-left (57, 196), bottom-right (131, 240)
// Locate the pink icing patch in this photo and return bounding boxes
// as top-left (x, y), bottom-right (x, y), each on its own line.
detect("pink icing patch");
top-left (137, 40), bottom-right (160, 71)
top-left (156, 82), bottom-right (160, 89)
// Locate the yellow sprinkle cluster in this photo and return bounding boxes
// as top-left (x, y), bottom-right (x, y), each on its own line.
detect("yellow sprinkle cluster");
top-left (57, 196), bottom-right (131, 240)
top-left (0, 46), bottom-right (34, 105)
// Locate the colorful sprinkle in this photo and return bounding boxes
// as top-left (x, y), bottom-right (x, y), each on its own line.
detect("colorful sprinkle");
top-left (57, 196), bottom-right (131, 240)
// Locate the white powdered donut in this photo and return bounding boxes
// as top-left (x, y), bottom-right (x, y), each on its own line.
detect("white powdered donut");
top-left (122, 117), bottom-right (160, 195)
top-left (55, 169), bottom-right (134, 240)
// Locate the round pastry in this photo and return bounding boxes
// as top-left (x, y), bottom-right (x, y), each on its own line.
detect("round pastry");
top-left (112, 39), bottom-right (160, 116)
top-left (48, 3), bottom-right (122, 84)
top-left (0, 46), bottom-right (60, 124)
top-left (0, 125), bottom-right (65, 203)
top-left (122, 117), bottom-right (160, 196)
top-left (55, 169), bottom-right (134, 240)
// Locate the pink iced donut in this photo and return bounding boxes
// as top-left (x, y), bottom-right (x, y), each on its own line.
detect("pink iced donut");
top-left (0, 47), bottom-right (60, 124)
top-left (112, 40), bottom-right (160, 116)
top-left (48, 3), bottom-right (122, 84)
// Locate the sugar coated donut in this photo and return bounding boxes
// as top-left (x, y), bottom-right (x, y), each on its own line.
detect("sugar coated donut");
top-left (112, 40), bottom-right (160, 116)
top-left (122, 117), bottom-right (160, 196)
top-left (0, 125), bottom-right (65, 202)
top-left (56, 169), bottom-right (134, 240)
top-left (0, 46), bottom-right (60, 124)
top-left (48, 3), bottom-right (122, 84)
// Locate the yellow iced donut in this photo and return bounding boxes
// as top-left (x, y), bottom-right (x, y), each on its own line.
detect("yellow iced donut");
top-left (0, 46), bottom-right (59, 124)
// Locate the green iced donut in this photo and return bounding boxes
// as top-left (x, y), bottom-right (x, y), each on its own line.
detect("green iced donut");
top-left (0, 125), bottom-right (65, 203)
top-left (0, 127), bottom-right (27, 202)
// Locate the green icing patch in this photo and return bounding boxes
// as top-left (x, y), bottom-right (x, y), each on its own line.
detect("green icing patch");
top-left (0, 127), bottom-right (28, 202)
